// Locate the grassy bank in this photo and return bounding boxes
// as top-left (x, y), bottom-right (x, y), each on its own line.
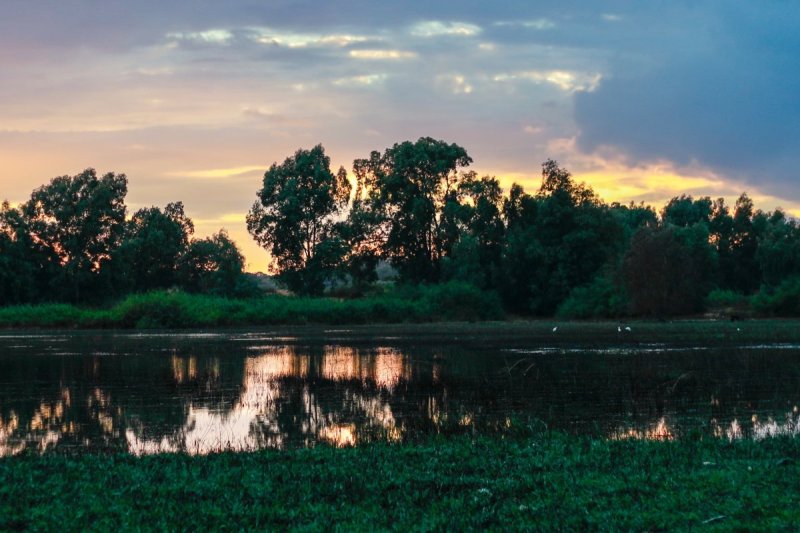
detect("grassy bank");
top-left (1, 433), bottom-right (798, 530)
top-left (0, 282), bottom-right (504, 329)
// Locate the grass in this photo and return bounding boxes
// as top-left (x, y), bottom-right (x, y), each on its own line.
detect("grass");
top-left (1, 432), bottom-right (798, 530)
top-left (5, 286), bottom-right (800, 344)
top-left (0, 282), bottom-right (505, 329)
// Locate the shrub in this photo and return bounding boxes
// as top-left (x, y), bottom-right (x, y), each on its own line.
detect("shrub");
top-left (0, 303), bottom-right (83, 328)
top-left (556, 276), bottom-right (628, 319)
top-left (418, 282), bottom-right (504, 321)
top-left (751, 277), bottom-right (800, 316)
top-left (0, 284), bottom-right (504, 329)
top-left (705, 289), bottom-right (748, 309)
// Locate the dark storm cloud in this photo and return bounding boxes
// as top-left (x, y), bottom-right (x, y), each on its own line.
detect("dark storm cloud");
top-left (574, 2), bottom-right (800, 197)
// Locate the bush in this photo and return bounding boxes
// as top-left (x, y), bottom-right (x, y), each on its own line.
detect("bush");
top-left (705, 289), bottom-right (748, 309)
top-left (111, 291), bottom-right (246, 328)
top-left (418, 282), bottom-right (504, 321)
top-left (0, 303), bottom-right (83, 328)
top-left (751, 277), bottom-right (800, 316)
top-left (0, 283), bottom-right (504, 329)
top-left (556, 276), bottom-right (628, 319)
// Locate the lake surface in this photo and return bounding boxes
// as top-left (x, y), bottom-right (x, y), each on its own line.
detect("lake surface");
top-left (1, 327), bottom-right (799, 455)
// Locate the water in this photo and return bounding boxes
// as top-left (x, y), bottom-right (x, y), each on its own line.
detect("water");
top-left (1, 327), bottom-right (798, 455)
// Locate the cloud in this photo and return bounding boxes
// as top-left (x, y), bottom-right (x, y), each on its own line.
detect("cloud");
top-left (574, 2), bottom-right (800, 198)
top-left (167, 29), bottom-right (234, 45)
top-left (248, 28), bottom-right (374, 48)
top-left (493, 19), bottom-right (555, 30)
top-left (333, 74), bottom-right (388, 88)
top-left (435, 74), bottom-right (473, 95)
top-left (165, 166), bottom-right (264, 179)
top-left (4, 0), bottom-right (800, 268)
top-left (349, 50), bottom-right (417, 60)
top-left (494, 70), bottom-right (602, 93)
top-left (410, 21), bottom-right (482, 38)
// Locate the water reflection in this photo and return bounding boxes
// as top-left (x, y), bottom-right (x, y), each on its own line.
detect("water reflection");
top-left (751, 408), bottom-right (800, 439)
top-left (613, 417), bottom-right (674, 441)
top-left (125, 346), bottom-right (408, 454)
top-left (1, 332), bottom-right (800, 455)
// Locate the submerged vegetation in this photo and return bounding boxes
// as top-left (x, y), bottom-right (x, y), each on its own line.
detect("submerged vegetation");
top-left (4, 138), bottom-right (800, 319)
top-left (1, 432), bottom-right (798, 530)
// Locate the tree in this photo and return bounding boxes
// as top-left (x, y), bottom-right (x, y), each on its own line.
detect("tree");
top-left (352, 137), bottom-right (472, 283)
top-left (755, 209), bottom-right (800, 288)
top-left (623, 225), bottom-right (714, 316)
top-left (441, 173), bottom-right (506, 288)
top-left (728, 193), bottom-right (760, 292)
top-left (610, 201), bottom-right (658, 238)
top-left (178, 231), bottom-right (249, 296)
top-left (661, 194), bottom-right (712, 228)
top-left (114, 202), bottom-right (194, 293)
top-left (20, 168), bottom-right (128, 302)
top-left (0, 202), bottom-right (39, 304)
top-left (247, 145), bottom-right (350, 295)
top-left (500, 160), bottom-right (623, 315)
top-left (709, 197), bottom-right (735, 289)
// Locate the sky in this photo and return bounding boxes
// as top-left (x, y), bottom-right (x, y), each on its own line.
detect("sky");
top-left (1, 1), bottom-right (798, 272)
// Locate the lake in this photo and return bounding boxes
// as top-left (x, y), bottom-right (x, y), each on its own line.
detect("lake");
top-left (1, 325), bottom-right (799, 455)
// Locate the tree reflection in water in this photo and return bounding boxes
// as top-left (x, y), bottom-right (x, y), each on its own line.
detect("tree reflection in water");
top-left (1, 332), bottom-right (800, 455)
top-left (126, 346), bottom-right (413, 454)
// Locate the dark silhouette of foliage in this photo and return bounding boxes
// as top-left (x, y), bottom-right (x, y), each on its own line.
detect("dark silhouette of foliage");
top-left (610, 201), bottom-right (658, 238)
top-left (442, 173), bottom-right (505, 288)
top-left (755, 209), bottom-right (800, 288)
top-left (19, 168), bottom-right (128, 303)
top-left (556, 272), bottom-right (629, 319)
top-left (178, 230), bottom-right (250, 296)
top-left (114, 202), bottom-right (195, 293)
top-left (247, 145), bottom-right (350, 295)
top-left (728, 193), bottom-right (760, 292)
top-left (751, 276), bottom-right (800, 316)
top-left (499, 160), bottom-right (623, 315)
top-left (661, 194), bottom-right (712, 228)
top-left (623, 225), bottom-right (713, 316)
top-left (5, 141), bottom-right (800, 319)
top-left (1, 169), bottom-right (245, 304)
top-left (352, 137), bottom-right (472, 283)
top-left (0, 202), bottom-right (39, 304)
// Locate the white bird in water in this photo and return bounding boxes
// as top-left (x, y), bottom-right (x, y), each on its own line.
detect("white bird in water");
top-left (624, 326), bottom-right (632, 332)
top-left (617, 326), bottom-right (621, 332)
top-left (552, 326), bottom-right (558, 333)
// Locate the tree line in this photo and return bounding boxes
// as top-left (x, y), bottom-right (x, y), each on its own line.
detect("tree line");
top-left (245, 138), bottom-right (800, 317)
top-left (3, 137), bottom-right (800, 316)
top-left (0, 169), bottom-right (251, 304)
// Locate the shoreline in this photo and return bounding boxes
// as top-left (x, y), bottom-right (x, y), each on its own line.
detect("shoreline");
top-left (3, 308), bottom-right (800, 346)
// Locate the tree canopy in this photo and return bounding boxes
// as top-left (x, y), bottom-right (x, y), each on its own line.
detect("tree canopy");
top-left (1, 171), bottom-right (249, 304)
top-left (5, 139), bottom-right (800, 318)
top-left (247, 145), bottom-right (350, 295)
top-left (352, 137), bottom-right (472, 283)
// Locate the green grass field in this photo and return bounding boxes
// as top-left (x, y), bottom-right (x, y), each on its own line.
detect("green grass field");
top-left (1, 432), bottom-right (798, 531)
